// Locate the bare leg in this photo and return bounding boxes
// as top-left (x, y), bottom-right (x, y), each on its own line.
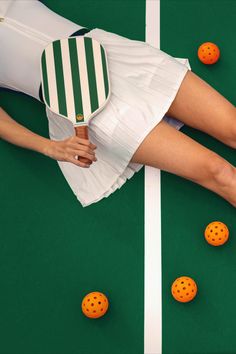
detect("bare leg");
top-left (130, 120), bottom-right (236, 207)
top-left (166, 70), bottom-right (236, 148)
top-left (130, 69), bottom-right (236, 206)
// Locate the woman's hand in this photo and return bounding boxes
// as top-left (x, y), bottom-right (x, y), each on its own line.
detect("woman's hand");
top-left (0, 107), bottom-right (97, 168)
top-left (44, 136), bottom-right (97, 168)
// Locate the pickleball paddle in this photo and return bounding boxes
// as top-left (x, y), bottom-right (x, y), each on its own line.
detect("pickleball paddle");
top-left (40, 35), bottom-right (110, 164)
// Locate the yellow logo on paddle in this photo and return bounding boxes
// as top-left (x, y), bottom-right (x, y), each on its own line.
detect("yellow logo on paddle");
top-left (76, 113), bottom-right (84, 121)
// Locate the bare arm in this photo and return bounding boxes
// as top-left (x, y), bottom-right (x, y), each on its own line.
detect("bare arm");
top-left (0, 106), bottom-right (51, 155)
top-left (0, 107), bottom-right (97, 167)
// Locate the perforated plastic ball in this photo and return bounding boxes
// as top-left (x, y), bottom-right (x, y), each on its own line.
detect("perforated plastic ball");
top-left (171, 276), bottom-right (197, 303)
top-left (197, 42), bottom-right (220, 64)
top-left (81, 291), bottom-right (109, 319)
top-left (204, 221), bottom-right (229, 246)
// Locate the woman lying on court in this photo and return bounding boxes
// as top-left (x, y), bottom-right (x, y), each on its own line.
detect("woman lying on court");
top-left (0, 0), bottom-right (236, 208)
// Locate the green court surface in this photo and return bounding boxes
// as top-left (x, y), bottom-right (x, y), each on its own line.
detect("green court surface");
top-left (0, 1), bottom-right (236, 354)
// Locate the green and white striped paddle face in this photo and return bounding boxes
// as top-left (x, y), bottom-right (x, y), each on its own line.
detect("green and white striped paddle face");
top-left (40, 36), bottom-right (110, 126)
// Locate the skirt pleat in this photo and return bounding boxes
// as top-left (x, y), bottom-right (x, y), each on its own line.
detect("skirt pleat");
top-left (46, 27), bottom-right (192, 207)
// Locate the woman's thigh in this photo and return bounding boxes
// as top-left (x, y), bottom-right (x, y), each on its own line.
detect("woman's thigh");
top-left (165, 70), bottom-right (236, 147)
top-left (130, 119), bottom-right (228, 183)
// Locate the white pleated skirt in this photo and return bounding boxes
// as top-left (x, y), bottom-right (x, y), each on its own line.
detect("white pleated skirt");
top-left (46, 27), bottom-right (192, 207)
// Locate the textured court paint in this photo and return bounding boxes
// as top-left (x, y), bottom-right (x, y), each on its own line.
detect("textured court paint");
top-left (0, 1), bottom-right (146, 354)
top-left (1, 1), bottom-right (236, 354)
top-left (161, 1), bottom-right (236, 354)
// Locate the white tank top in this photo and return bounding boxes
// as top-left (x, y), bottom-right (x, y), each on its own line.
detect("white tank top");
top-left (0, 0), bottom-right (84, 101)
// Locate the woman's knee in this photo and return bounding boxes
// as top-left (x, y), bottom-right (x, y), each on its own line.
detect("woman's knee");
top-left (203, 153), bottom-right (235, 187)
top-left (225, 114), bottom-right (236, 148)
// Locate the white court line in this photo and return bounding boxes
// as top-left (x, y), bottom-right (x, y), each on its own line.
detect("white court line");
top-left (144, 1), bottom-right (162, 354)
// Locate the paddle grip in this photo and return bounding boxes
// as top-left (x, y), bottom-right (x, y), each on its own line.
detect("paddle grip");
top-left (75, 126), bottom-right (91, 164)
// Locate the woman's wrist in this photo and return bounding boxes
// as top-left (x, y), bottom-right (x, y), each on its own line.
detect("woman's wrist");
top-left (40, 138), bottom-right (57, 158)
top-left (18, 132), bottom-right (53, 157)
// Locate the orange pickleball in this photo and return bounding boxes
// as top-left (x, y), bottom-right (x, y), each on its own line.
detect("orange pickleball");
top-left (81, 291), bottom-right (109, 319)
top-left (171, 276), bottom-right (197, 303)
top-left (204, 221), bottom-right (229, 246)
top-left (198, 42), bottom-right (220, 64)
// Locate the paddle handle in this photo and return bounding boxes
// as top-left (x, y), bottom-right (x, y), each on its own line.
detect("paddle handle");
top-left (75, 126), bottom-right (91, 164)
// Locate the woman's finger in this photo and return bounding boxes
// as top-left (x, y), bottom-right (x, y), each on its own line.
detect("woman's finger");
top-left (69, 148), bottom-right (97, 161)
top-left (68, 156), bottom-right (91, 168)
top-left (73, 136), bottom-right (97, 149)
top-left (69, 143), bottom-right (96, 156)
